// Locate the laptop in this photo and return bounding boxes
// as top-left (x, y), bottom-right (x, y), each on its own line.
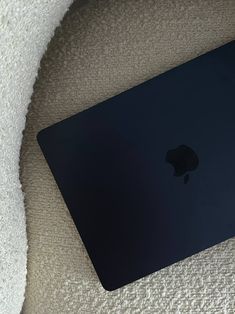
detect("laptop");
top-left (37, 40), bottom-right (235, 291)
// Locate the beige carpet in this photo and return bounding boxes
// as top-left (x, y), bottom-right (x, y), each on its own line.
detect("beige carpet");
top-left (21, 0), bottom-right (235, 313)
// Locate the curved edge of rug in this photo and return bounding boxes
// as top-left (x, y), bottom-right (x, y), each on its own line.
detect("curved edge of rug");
top-left (0, 1), bottom-right (73, 313)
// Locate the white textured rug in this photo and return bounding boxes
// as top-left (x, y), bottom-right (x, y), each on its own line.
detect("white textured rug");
top-left (0, 1), bottom-right (72, 313)
top-left (1, 0), bottom-right (235, 313)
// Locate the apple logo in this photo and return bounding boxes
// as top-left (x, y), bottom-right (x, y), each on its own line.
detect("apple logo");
top-left (165, 145), bottom-right (199, 184)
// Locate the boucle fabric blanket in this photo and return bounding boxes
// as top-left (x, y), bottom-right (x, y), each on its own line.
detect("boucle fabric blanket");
top-left (0, 1), bottom-right (72, 313)
top-left (21, 0), bottom-right (235, 313)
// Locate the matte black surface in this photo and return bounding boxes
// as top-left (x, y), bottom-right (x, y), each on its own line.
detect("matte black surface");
top-left (38, 41), bottom-right (235, 291)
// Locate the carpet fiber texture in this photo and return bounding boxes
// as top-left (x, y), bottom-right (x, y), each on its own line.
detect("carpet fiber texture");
top-left (0, 1), bottom-right (72, 313)
top-left (21, 0), bottom-right (235, 313)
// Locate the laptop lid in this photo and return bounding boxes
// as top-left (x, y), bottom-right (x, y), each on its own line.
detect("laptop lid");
top-left (37, 40), bottom-right (235, 291)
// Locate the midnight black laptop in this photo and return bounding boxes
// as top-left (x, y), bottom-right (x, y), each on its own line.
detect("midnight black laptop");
top-left (38, 40), bottom-right (235, 291)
